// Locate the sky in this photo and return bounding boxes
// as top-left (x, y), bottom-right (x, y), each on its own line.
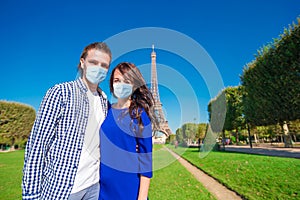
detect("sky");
top-left (0, 0), bottom-right (299, 133)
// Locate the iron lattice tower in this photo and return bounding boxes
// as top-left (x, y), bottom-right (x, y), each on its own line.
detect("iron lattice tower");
top-left (151, 45), bottom-right (172, 136)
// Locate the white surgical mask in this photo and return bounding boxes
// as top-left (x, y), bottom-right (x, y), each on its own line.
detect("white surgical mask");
top-left (113, 83), bottom-right (133, 99)
top-left (86, 65), bottom-right (108, 84)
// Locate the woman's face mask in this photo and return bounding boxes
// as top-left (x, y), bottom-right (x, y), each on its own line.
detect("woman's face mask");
top-left (113, 83), bottom-right (133, 99)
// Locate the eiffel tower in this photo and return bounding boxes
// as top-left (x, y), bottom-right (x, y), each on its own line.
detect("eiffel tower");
top-left (150, 45), bottom-right (172, 136)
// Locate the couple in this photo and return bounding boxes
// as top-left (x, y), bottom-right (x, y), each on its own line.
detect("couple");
top-left (22, 42), bottom-right (156, 200)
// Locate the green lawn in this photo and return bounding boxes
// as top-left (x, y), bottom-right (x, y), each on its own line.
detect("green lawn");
top-left (149, 145), bottom-right (215, 200)
top-left (0, 150), bottom-right (24, 200)
top-left (0, 147), bottom-right (215, 200)
top-left (5, 146), bottom-right (299, 200)
top-left (170, 145), bottom-right (300, 200)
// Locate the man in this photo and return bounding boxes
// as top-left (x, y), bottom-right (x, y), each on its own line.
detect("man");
top-left (22, 42), bottom-right (112, 200)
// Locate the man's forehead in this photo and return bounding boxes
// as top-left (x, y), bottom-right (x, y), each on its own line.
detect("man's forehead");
top-left (85, 49), bottom-right (110, 66)
top-left (86, 48), bottom-right (101, 57)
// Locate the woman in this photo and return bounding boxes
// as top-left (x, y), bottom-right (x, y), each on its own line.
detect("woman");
top-left (99, 62), bottom-right (157, 200)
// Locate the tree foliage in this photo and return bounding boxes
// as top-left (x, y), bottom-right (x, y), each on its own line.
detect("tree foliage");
top-left (207, 90), bottom-right (226, 133)
top-left (175, 123), bottom-right (207, 145)
top-left (0, 101), bottom-right (36, 148)
top-left (241, 18), bottom-right (300, 126)
top-left (208, 86), bottom-right (245, 144)
top-left (204, 17), bottom-right (300, 147)
top-left (223, 86), bottom-right (245, 131)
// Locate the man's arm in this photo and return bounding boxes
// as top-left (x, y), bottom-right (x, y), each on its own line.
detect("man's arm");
top-left (22, 85), bottom-right (62, 199)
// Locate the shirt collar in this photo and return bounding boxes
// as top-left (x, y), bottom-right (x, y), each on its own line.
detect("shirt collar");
top-left (76, 78), bottom-right (88, 94)
top-left (76, 78), bottom-right (107, 100)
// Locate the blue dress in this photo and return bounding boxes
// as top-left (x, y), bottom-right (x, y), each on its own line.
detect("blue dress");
top-left (99, 107), bottom-right (153, 200)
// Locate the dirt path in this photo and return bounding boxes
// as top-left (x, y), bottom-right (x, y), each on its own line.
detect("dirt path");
top-left (165, 147), bottom-right (243, 200)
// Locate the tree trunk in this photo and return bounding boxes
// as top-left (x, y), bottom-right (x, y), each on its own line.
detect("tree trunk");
top-left (235, 129), bottom-right (239, 145)
top-left (247, 123), bottom-right (253, 148)
top-left (222, 130), bottom-right (225, 149)
top-left (292, 134), bottom-right (297, 143)
top-left (280, 135), bottom-right (283, 143)
top-left (10, 137), bottom-right (15, 151)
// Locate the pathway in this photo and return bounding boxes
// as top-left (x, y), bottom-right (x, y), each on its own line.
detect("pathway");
top-left (165, 147), bottom-right (243, 200)
top-left (224, 145), bottom-right (300, 159)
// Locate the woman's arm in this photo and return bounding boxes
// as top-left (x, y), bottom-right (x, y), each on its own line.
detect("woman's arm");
top-left (137, 110), bottom-right (153, 200)
top-left (138, 175), bottom-right (151, 200)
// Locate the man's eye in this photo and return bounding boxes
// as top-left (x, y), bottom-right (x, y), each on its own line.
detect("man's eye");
top-left (89, 61), bottom-right (97, 65)
top-left (101, 63), bottom-right (109, 69)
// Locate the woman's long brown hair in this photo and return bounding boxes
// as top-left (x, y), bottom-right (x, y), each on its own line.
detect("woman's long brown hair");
top-left (110, 62), bottom-right (158, 135)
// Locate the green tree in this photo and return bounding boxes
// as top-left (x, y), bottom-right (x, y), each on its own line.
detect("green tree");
top-left (181, 123), bottom-right (196, 144)
top-left (0, 101), bottom-right (36, 149)
top-left (289, 119), bottom-right (300, 142)
top-left (175, 123), bottom-right (208, 146)
top-left (197, 123), bottom-right (207, 143)
top-left (175, 128), bottom-right (184, 144)
top-left (241, 18), bottom-right (300, 147)
top-left (207, 91), bottom-right (226, 133)
top-left (223, 86), bottom-right (245, 144)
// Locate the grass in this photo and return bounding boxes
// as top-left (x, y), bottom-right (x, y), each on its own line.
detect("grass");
top-left (170, 145), bottom-right (300, 200)
top-left (149, 145), bottom-right (215, 200)
top-left (0, 150), bottom-right (24, 200)
top-left (4, 145), bottom-right (299, 200)
top-left (1, 147), bottom-right (215, 200)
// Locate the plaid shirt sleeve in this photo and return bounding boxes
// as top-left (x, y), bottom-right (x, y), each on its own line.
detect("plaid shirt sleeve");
top-left (22, 85), bottom-right (63, 199)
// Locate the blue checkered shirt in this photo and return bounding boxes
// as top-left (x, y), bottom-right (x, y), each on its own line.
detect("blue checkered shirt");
top-left (22, 78), bottom-right (108, 200)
